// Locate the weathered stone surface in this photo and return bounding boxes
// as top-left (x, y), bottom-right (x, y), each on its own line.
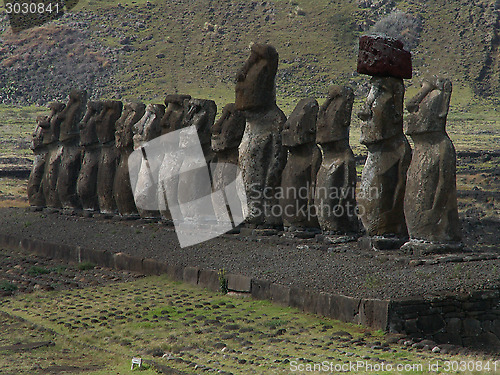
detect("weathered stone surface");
top-left (27, 117), bottom-right (48, 208)
top-left (227, 274), bottom-right (251, 293)
top-left (160, 94), bottom-right (191, 135)
top-left (133, 104), bottom-right (165, 218)
top-left (402, 78), bottom-right (461, 250)
top-left (235, 43), bottom-right (278, 112)
top-left (114, 102), bottom-right (145, 216)
top-left (280, 98), bottom-right (320, 230)
top-left (359, 299), bottom-right (389, 331)
top-left (198, 269), bottom-right (220, 292)
top-left (357, 35), bottom-right (412, 79)
top-left (77, 101), bottom-right (103, 211)
top-left (357, 76), bottom-right (411, 239)
top-left (330, 295), bottom-right (361, 324)
top-left (315, 86), bottom-right (358, 234)
top-left (57, 90), bottom-right (87, 209)
top-left (183, 266), bottom-right (200, 285)
top-left (96, 101), bottom-right (123, 214)
top-left (270, 283), bottom-right (291, 305)
top-left (251, 279), bottom-right (271, 300)
top-left (183, 98), bottom-right (217, 159)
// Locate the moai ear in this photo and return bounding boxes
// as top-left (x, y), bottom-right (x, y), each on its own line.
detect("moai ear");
top-left (393, 80), bottom-right (405, 123)
top-left (438, 79), bottom-right (453, 119)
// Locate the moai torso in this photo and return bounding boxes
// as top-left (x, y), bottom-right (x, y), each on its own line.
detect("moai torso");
top-left (27, 116), bottom-right (48, 208)
top-left (404, 78), bottom-right (461, 245)
top-left (314, 86), bottom-right (358, 234)
top-left (113, 102), bottom-right (146, 216)
top-left (57, 90), bottom-right (88, 209)
top-left (96, 100), bottom-right (123, 214)
top-left (211, 103), bottom-right (246, 224)
top-left (357, 77), bottom-right (412, 238)
top-left (41, 102), bottom-right (65, 208)
top-left (280, 98), bottom-right (320, 230)
top-left (132, 103), bottom-right (165, 218)
top-left (77, 101), bottom-right (104, 211)
top-left (235, 43), bottom-right (287, 227)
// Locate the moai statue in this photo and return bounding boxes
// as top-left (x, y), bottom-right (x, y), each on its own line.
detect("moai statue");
top-left (235, 43), bottom-right (287, 227)
top-left (175, 98), bottom-right (217, 222)
top-left (156, 94), bottom-right (190, 222)
top-left (356, 35), bottom-right (412, 250)
top-left (211, 103), bottom-right (246, 222)
top-left (314, 86), bottom-right (359, 234)
top-left (132, 103), bottom-right (165, 218)
top-left (41, 102), bottom-right (65, 209)
top-left (56, 89), bottom-right (87, 210)
top-left (401, 77), bottom-right (462, 253)
top-left (76, 101), bottom-right (103, 211)
top-left (113, 102), bottom-right (146, 217)
top-left (27, 116), bottom-right (48, 208)
top-left (96, 100), bottom-right (123, 214)
top-left (280, 98), bottom-right (321, 231)
top-left (160, 94), bottom-right (191, 135)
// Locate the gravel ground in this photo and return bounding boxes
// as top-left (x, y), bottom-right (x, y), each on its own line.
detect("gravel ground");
top-left (1, 207), bottom-right (499, 301)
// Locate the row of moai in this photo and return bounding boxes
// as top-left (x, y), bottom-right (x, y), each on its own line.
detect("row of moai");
top-left (28, 37), bottom-right (462, 252)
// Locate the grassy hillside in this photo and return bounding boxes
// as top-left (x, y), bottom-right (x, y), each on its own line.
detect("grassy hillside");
top-left (0, 0), bottom-right (498, 114)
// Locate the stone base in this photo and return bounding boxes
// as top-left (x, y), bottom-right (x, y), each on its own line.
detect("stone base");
top-left (358, 236), bottom-right (407, 251)
top-left (43, 207), bottom-right (60, 214)
top-left (400, 240), bottom-right (465, 255)
top-left (27, 206), bottom-right (44, 212)
top-left (319, 234), bottom-right (359, 245)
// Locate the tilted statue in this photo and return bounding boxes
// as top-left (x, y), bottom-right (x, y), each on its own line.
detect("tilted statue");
top-left (41, 102), bottom-right (66, 209)
top-left (114, 102), bottom-right (146, 217)
top-left (77, 101), bottom-right (103, 211)
top-left (56, 89), bottom-right (87, 209)
top-left (280, 98), bottom-right (321, 231)
top-left (402, 77), bottom-right (462, 253)
top-left (96, 100), bottom-right (123, 214)
top-left (236, 43), bottom-right (287, 227)
top-left (27, 116), bottom-right (48, 208)
top-left (314, 86), bottom-right (358, 234)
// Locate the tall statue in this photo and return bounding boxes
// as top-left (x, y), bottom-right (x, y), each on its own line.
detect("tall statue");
top-left (356, 35), bottom-right (412, 250)
top-left (402, 77), bottom-right (462, 253)
top-left (314, 86), bottom-right (358, 234)
top-left (236, 43), bottom-right (287, 227)
top-left (56, 89), bottom-right (87, 209)
top-left (280, 98), bottom-right (321, 231)
top-left (41, 102), bottom-right (65, 209)
top-left (160, 94), bottom-right (191, 135)
top-left (77, 101), bottom-right (103, 211)
top-left (96, 100), bottom-right (123, 214)
top-left (27, 116), bottom-right (48, 208)
top-left (114, 102), bottom-right (146, 217)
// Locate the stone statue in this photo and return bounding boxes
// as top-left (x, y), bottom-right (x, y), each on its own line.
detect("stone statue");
top-left (132, 103), bottom-right (165, 218)
top-left (236, 43), bottom-right (287, 227)
top-left (280, 98), bottom-right (321, 231)
top-left (160, 94), bottom-right (191, 135)
top-left (211, 103), bottom-right (246, 222)
top-left (356, 35), bottom-right (413, 250)
top-left (402, 77), bottom-right (462, 253)
top-left (314, 86), bottom-right (358, 234)
top-left (27, 116), bottom-right (48, 208)
top-left (114, 102), bottom-right (146, 217)
top-left (357, 76), bottom-right (412, 249)
top-left (76, 101), bottom-right (103, 211)
top-left (56, 89), bottom-right (87, 209)
top-left (41, 102), bottom-right (65, 209)
top-left (96, 100), bottom-right (123, 214)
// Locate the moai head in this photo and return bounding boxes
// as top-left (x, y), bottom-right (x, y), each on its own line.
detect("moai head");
top-left (358, 76), bottom-right (404, 145)
top-left (133, 104), bottom-right (165, 147)
top-left (405, 77), bottom-right (452, 136)
top-left (115, 102), bottom-right (146, 149)
top-left (282, 98), bottom-right (318, 147)
top-left (235, 43), bottom-right (279, 112)
top-left (41, 102), bottom-right (65, 145)
top-left (183, 99), bottom-right (217, 146)
top-left (316, 86), bottom-right (354, 144)
top-left (79, 101), bottom-right (103, 147)
top-left (211, 103), bottom-right (246, 152)
top-left (31, 116), bottom-right (47, 151)
top-left (59, 89), bottom-right (88, 142)
top-left (96, 100), bottom-right (123, 144)
top-left (160, 94), bottom-right (191, 134)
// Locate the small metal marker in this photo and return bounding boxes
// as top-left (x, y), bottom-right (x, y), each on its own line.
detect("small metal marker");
top-left (131, 357), bottom-right (142, 370)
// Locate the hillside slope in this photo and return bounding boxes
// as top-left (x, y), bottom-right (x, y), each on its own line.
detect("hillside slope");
top-left (0, 0), bottom-right (498, 111)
